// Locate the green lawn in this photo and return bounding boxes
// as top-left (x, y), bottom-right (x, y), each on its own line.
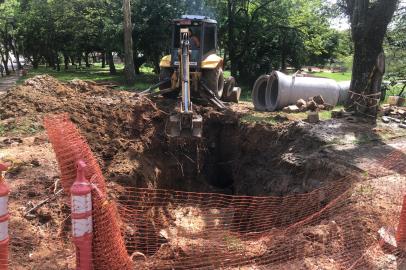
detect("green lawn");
top-left (17, 63), bottom-right (157, 91)
top-left (16, 65), bottom-right (356, 104)
top-left (309, 71), bottom-right (352, 81)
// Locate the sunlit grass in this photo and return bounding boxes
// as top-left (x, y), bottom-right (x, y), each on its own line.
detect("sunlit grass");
top-left (16, 63), bottom-right (159, 91)
top-left (309, 71), bottom-right (352, 82)
top-left (17, 64), bottom-right (123, 84)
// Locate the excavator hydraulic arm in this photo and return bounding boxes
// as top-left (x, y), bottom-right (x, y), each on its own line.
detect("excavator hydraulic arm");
top-left (167, 28), bottom-right (203, 138)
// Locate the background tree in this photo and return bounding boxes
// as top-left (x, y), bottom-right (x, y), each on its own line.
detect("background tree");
top-left (386, 2), bottom-right (406, 95)
top-left (123, 0), bottom-right (136, 84)
top-left (338, 0), bottom-right (399, 117)
top-left (0, 0), bottom-right (401, 97)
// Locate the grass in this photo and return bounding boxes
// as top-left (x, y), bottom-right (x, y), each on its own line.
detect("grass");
top-left (240, 113), bottom-right (279, 125)
top-left (0, 124), bottom-right (5, 136)
top-left (309, 71), bottom-right (352, 82)
top-left (0, 118), bottom-right (44, 136)
top-left (18, 63), bottom-right (245, 95)
top-left (17, 63), bottom-right (157, 92)
top-left (18, 63), bottom-right (122, 83)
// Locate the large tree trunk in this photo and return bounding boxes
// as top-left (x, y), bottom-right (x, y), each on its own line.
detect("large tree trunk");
top-left (346, 0), bottom-right (398, 118)
top-left (107, 51), bottom-right (116, 75)
top-left (123, 0), bottom-right (136, 84)
top-left (227, 0), bottom-right (238, 77)
top-left (11, 42), bottom-right (22, 70)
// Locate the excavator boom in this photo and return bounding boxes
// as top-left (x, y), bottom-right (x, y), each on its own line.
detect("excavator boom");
top-left (167, 28), bottom-right (203, 138)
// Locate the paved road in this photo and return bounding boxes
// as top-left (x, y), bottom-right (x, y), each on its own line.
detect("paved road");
top-left (0, 72), bottom-right (21, 96)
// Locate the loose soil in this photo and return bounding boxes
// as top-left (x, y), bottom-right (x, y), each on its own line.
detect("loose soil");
top-left (0, 75), bottom-right (405, 269)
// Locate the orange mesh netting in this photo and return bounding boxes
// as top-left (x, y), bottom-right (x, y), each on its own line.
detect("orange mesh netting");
top-left (44, 114), bottom-right (406, 270)
top-left (44, 114), bottom-right (133, 270)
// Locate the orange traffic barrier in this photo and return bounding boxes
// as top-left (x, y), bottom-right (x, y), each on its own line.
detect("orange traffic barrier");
top-left (71, 160), bottom-right (93, 270)
top-left (0, 163), bottom-right (9, 270)
top-left (396, 195), bottom-right (406, 249)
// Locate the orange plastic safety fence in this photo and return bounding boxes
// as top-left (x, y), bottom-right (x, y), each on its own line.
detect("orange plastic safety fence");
top-left (44, 114), bottom-right (406, 270)
top-left (44, 114), bottom-right (132, 270)
top-left (114, 153), bottom-right (406, 269)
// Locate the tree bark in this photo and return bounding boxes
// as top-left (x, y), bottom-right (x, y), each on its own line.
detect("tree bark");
top-left (123, 0), bottom-right (136, 84)
top-left (85, 52), bottom-right (90, 68)
top-left (346, 0), bottom-right (398, 118)
top-left (56, 53), bottom-right (60, 71)
top-left (227, 0), bottom-right (238, 77)
top-left (10, 41), bottom-right (22, 70)
top-left (78, 54), bottom-right (82, 67)
top-left (107, 51), bottom-right (116, 75)
top-left (32, 53), bottom-right (40, 69)
top-left (9, 55), bottom-right (14, 72)
top-left (101, 52), bottom-right (106, 68)
top-left (1, 52), bottom-right (10, 75)
top-left (64, 54), bottom-right (69, 70)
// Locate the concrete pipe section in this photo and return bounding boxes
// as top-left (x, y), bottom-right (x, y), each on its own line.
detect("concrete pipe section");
top-left (252, 71), bottom-right (350, 111)
top-left (252, 74), bottom-right (270, 111)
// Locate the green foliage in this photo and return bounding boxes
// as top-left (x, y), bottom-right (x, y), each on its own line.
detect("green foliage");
top-left (0, 118), bottom-right (43, 136)
top-left (0, 0), bottom-right (400, 91)
top-left (385, 4), bottom-right (406, 95)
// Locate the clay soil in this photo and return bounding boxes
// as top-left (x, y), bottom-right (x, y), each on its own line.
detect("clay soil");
top-left (0, 75), bottom-right (406, 269)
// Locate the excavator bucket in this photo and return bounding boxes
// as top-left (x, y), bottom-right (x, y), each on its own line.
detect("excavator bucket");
top-left (167, 112), bottom-right (203, 138)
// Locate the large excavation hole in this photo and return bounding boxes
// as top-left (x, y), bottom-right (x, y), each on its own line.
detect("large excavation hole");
top-left (114, 112), bottom-right (357, 260)
top-left (108, 111), bottom-right (351, 197)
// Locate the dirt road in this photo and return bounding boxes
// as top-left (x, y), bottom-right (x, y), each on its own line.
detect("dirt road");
top-left (0, 72), bottom-right (20, 96)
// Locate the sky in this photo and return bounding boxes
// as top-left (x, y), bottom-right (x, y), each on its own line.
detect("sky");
top-left (328, 0), bottom-right (406, 31)
top-left (330, 17), bottom-right (350, 31)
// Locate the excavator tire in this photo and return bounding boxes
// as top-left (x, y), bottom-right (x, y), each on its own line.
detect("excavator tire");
top-left (202, 67), bottom-right (224, 99)
top-left (160, 68), bottom-right (179, 99)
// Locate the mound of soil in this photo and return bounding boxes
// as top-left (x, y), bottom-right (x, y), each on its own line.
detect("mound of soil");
top-left (0, 75), bottom-right (355, 196)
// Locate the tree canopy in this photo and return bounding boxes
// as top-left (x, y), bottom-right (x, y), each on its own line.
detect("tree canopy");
top-left (0, 0), bottom-right (354, 82)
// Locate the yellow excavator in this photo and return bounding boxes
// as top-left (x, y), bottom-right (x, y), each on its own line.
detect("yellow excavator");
top-left (141, 15), bottom-right (240, 138)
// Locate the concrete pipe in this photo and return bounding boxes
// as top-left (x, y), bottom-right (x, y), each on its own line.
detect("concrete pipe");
top-left (251, 74), bottom-right (270, 111)
top-left (337, 81), bottom-right (351, 104)
top-left (264, 71), bottom-right (349, 111)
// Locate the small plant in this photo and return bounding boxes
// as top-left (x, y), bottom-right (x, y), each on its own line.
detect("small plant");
top-left (355, 183), bottom-right (374, 196)
top-left (240, 113), bottom-right (278, 125)
top-left (223, 234), bottom-right (244, 252)
top-left (1, 119), bottom-right (44, 136)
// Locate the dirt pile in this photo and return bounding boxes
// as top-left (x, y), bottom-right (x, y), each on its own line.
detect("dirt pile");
top-left (0, 75), bottom-right (356, 196)
top-left (0, 75), bottom-right (234, 191)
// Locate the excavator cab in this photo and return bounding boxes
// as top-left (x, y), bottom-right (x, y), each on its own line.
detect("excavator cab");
top-left (159, 15), bottom-right (225, 99)
top-left (170, 16), bottom-right (218, 72)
